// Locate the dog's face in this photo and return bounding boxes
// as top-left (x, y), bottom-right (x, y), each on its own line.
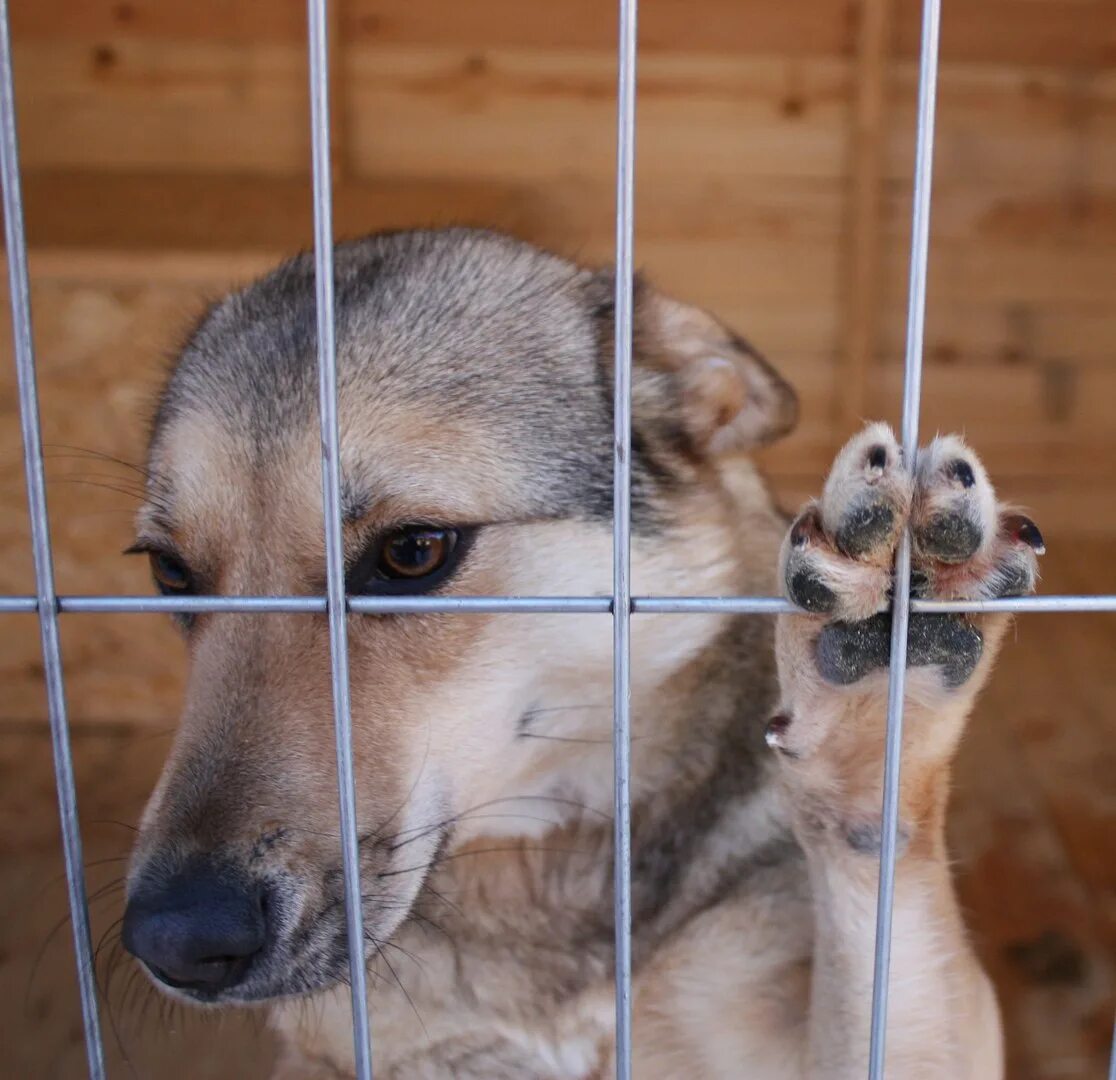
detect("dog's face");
top-left (120, 229), bottom-right (796, 1004)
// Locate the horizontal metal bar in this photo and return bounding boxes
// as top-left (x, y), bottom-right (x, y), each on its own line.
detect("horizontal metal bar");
top-left (910, 596), bottom-right (1116, 614)
top-left (0, 596), bottom-right (36, 612)
top-left (633, 597), bottom-right (797, 614)
top-left (349, 596), bottom-right (611, 614)
top-left (60, 595), bottom-right (327, 614)
top-left (638, 595), bottom-right (1116, 615)
top-left (47, 595), bottom-right (613, 615)
top-left (0, 594), bottom-right (1114, 616)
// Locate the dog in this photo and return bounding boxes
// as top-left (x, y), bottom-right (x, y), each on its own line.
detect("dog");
top-left (119, 227), bottom-right (1042, 1078)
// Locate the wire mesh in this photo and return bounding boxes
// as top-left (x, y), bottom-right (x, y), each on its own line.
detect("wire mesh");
top-left (0, 0), bottom-right (1112, 1076)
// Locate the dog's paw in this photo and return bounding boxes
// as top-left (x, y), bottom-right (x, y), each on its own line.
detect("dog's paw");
top-left (777, 424), bottom-right (1043, 693)
top-left (911, 434), bottom-right (1044, 603)
top-left (769, 424), bottom-right (1043, 835)
top-left (781, 422), bottom-right (911, 623)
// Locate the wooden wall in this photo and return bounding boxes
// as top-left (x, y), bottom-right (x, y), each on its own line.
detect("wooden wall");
top-left (1, 0), bottom-right (1114, 722)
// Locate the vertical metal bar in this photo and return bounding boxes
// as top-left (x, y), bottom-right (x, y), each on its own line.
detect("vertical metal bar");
top-left (0, 4), bottom-right (106, 1077)
top-left (612, 1), bottom-right (638, 1076)
top-left (867, 0), bottom-right (941, 1076)
top-left (1109, 1014), bottom-right (1116, 1080)
top-left (307, 1), bottom-right (373, 1076)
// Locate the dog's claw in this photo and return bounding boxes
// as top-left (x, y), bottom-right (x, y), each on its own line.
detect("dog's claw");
top-left (1005, 514), bottom-right (1046, 555)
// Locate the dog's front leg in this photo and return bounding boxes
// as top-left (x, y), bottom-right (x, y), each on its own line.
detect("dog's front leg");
top-left (768, 423), bottom-right (1042, 1079)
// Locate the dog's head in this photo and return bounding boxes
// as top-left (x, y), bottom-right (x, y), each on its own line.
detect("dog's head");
top-left (120, 228), bottom-right (796, 1004)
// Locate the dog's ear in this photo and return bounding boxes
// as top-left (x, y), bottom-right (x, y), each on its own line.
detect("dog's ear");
top-left (637, 287), bottom-right (798, 456)
top-left (587, 271), bottom-right (798, 458)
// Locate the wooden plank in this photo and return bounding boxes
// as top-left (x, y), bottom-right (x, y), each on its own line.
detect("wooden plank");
top-left (17, 169), bottom-right (846, 252)
top-left (13, 37), bottom-right (1115, 185)
top-left (839, 0), bottom-right (893, 429)
top-left (344, 50), bottom-right (852, 185)
top-left (9, 0), bottom-right (306, 43)
top-left (10, 0), bottom-right (856, 58)
top-left (10, 41), bottom-right (852, 178)
top-left (11, 0), bottom-right (1115, 69)
top-left (19, 171), bottom-right (544, 253)
top-left (12, 41), bottom-right (310, 174)
top-left (885, 62), bottom-right (1116, 186)
top-left (896, 0), bottom-right (1116, 69)
top-left (346, 0), bottom-right (856, 57)
top-left (878, 300), bottom-right (1116, 371)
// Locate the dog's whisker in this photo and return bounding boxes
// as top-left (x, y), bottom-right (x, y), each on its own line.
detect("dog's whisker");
top-left (53, 477), bottom-right (149, 503)
top-left (92, 929), bottom-right (140, 1078)
top-left (379, 843), bottom-right (592, 880)
top-left (520, 702), bottom-right (612, 717)
top-left (366, 715), bottom-right (435, 844)
top-left (519, 732), bottom-right (618, 745)
top-left (22, 879), bottom-right (123, 1014)
top-left (388, 811), bottom-right (567, 852)
top-left (381, 792), bottom-right (611, 852)
top-left (370, 936), bottom-right (428, 1037)
top-left (88, 818), bottom-right (140, 835)
top-left (418, 881), bottom-right (465, 919)
top-left (42, 443), bottom-right (155, 481)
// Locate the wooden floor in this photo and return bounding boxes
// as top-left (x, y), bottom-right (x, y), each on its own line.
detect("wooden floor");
top-left (0, 542), bottom-right (1112, 1079)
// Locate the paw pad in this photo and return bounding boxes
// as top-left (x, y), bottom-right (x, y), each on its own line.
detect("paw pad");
top-left (786, 568), bottom-right (837, 614)
top-left (915, 512), bottom-right (983, 564)
top-left (814, 613), bottom-right (984, 688)
top-left (835, 500), bottom-right (896, 560)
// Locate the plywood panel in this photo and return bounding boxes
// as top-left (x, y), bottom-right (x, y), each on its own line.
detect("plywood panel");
top-left (12, 40), bottom-right (310, 174)
top-left (344, 50), bottom-right (851, 185)
top-left (886, 62), bottom-right (1116, 186)
top-left (895, 0), bottom-right (1116, 68)
top-left (8, 0), bottom-right (855, 56)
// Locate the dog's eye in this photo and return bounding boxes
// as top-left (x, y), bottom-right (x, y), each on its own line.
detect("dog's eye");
top-left (348, 526), bottom-right (467, 595)
top-left (149, 551), bottom-right (194, 595)
top-left (379, 527), bottom-right (457, 580)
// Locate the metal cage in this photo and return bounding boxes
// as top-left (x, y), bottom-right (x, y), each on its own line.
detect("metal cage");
top-left (1, 1), bottom-right (1113, 1078)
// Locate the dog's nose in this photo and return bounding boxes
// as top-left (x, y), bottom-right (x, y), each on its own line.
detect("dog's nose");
top-left (122, 856), bottom-right (266, 994)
